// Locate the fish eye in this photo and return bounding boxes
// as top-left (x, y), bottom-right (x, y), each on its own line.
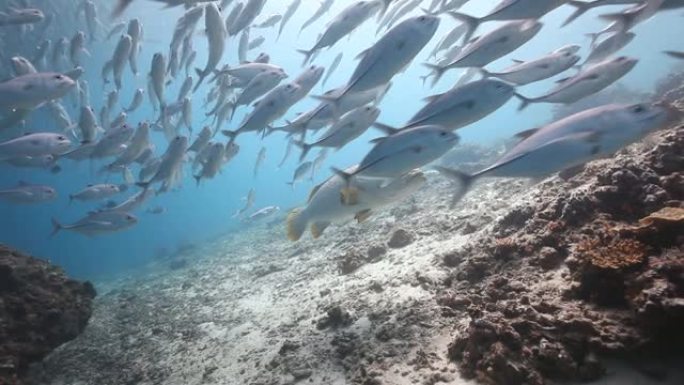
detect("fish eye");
top-left (631, 105), bottom-right (646, 114)
top-left (440, 131), bottom-right (448, 137)
top-left (57, 135), bottom-right (66, 140)
top-left (419, 16), bottom-right (426, 22)
top-left (54, 74), bottom-right (63, 79)
top-left (616, 57), bottom-right (627, 62)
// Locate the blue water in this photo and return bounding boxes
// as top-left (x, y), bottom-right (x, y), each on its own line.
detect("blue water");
top-left (0, 0), bottom-right (682, 280)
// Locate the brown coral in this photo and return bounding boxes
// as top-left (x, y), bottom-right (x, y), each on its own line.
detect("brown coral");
top-left (574, 237), bottom-right (647, 270)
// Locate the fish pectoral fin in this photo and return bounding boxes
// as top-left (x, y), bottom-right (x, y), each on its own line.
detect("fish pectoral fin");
top-left (555, 77), bottom-right (571, 84)
top-left (340, 187), bottom-right (360, 206)
top-left (310, 221), bottom-right (330, 239)
top-left (355, 209), bottom-right (373, 224)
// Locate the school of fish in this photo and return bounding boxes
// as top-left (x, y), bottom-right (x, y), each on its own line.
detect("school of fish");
top-left (0, 0), bottom-right (681, 240)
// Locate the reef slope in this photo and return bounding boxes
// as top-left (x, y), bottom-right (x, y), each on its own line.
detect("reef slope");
top-left (0, 245), bottom-right (96, 385)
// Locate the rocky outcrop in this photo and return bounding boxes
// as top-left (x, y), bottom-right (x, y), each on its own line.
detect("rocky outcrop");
top-left (0, 245), bottom-right (96, 385)
top-left (439, 125), bottom-right (684, 385)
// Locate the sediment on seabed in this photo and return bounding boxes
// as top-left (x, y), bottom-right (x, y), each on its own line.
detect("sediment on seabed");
top-left (23, 88), bottom-right (684, 385)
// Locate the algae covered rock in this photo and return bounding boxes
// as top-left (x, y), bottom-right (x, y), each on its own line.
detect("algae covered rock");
top-left (0, 245), bottom-right (95, 384)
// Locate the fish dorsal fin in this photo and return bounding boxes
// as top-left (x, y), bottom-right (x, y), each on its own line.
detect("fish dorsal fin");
top-left (370, 136), bottom-right (387, 144)
top-left (355, 48), bottom-right (370, 61)
top-left (18, 180), bottom-right (29, 186)
top-left (373, 122), bottom-right (400, 135)
top-left (308, 182), bottom-right (324, 203)
top-left (87, 184), bottom-right (93, 187)
top-left (514, 128), bottom-right (540, 140)
top-left (511, 59), bottom-right (524, 64)
top-left (423, 92), bottom-right (446, 103)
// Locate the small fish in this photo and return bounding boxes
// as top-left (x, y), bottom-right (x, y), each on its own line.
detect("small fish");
top-left (332, 125), bottom-right (458, 205)
top-left (278, 138), bottom-right (295, 168)
top-left (0, 181), bottom-right (56, 204)
top-left (297, 1), bottom-right (381, 65)
top-left (317, 15), bottom-right (439, 106)
top-left (248, 36), bottom-right (265, 51)
top-left (125, 89), bottom-right (145, 113)
top-left (254, 14), bottom-right (281, 29)
top-left (322, 53), bottom-right (343, 87)
top-left (436, 102), bottom-right (677, 206)
top-left (150, 53), bottom-right (167, 110)
top-left (229, 0), bottom-right (267, 36)
top-left (51, 211), bottom-right (138, 237)
top-left (377, 79), bottom-right (516, 132)
top-left (481, 50), bottom-right (581, 85)
top-left (234, 188), bottom-right (255, 217)
top-left (287, 161), bottom-right (313, 188)
top-left (279, 0), bottom-right (301, 38)
top-left (0, 133), bottom-right (71, 161)
top-left (188, 126), bottom-right (212, 153)
top-left (296, 105), bottom-right (381, 161)
top-left (137, 136), bottom-right (188, 191)
top-left (147, 206), bottom-right (166, 215)
top-left (664, 50), bottom-right (684, 60)
top-left (69, 31), bottom-right (90, 66)
top-left (0, 8), bottom-right (44, 26)
top-left (246, 206), bottom-right (280, 221)
top-left (194, 142), bottom-right (225, 185)
top-left (517, 56), bottom-right (638, 110)
top-left (583, 31), bottom-right (635, 66)
top-left (425, 19), bottom-right (542, 86)
top-left (300, 0), bottom-right (334, 33)
top-left (70, 184), bottom-right (123, 203)
top-left (109, 34), bottom-right (133, 90)
top-left (195, 4), bottom-right (227, 91)
top-left (0, 73), bottom-right (75, 112)
top-left (451, 0), bottom-right (565, 41)
top-left (253, 147), bottom-right (266, 177)
top-left (127, 19), bottom-right (143, 75)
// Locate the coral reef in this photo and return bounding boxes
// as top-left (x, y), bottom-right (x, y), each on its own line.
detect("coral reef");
top-left (440, 124), bottom-right (684, 384)
top-left (0, 245), bottom-right (95, 385)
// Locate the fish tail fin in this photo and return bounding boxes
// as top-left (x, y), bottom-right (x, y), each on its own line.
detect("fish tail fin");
top-left (193, 68), bottom-right (206, 92)
top-left (296, 49), bottom-right (314, 66)
top-left (311, 93), bottom-right (343, 119)
top-left (447, 12), bottom-right (479, 43)
top-left (515, 93), bottom-right (534, 111)
top-left (478, 67), bottom-right (493, 79)
top-left (378, 0), bottom-right (393, 18)
top-left (422, 63), bottom-right (447, 87)
top-left (68, 194), bottom-right (74, 205)
top-left (193, 175), bottom-right (201, 187)
top-left (598, 11), bottom-right (630, 25)
top-left (433, 166), bottom-right (476, 208)
top-left (221, 129), bottom-right (238, 145)
top-left (293, 140), bottom-right (311, 162)
top-left (50, 218), bottom-right (63, 238)
top-left (585, 32), bottom-right (600, 47)
top-left (136, 182), bottom-right (150, 191)
top-left (563, 0), bottom-right (593, 27)
top-left (286, 208), bottom-right (307, 241)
